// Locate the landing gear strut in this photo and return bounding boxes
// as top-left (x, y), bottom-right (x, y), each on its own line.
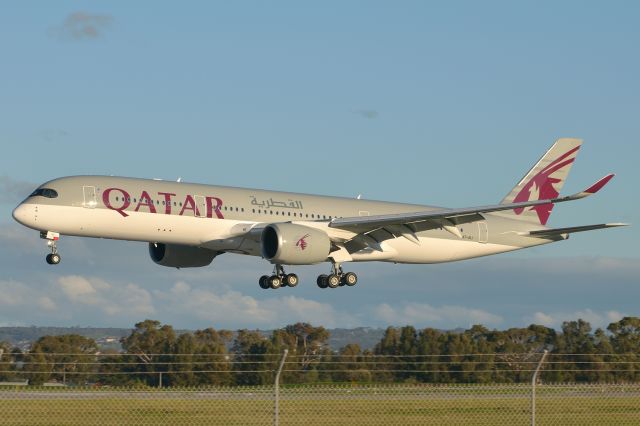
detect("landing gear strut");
top-left (258, 264), bottom-right (298, 290)
top-left (316, 262), bottom-right (357, 289)
top-left (41, 231), bottom-right (61, 265)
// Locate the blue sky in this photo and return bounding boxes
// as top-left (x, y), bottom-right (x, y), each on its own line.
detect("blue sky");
top-left (0, 2), bottom-right (638, 331)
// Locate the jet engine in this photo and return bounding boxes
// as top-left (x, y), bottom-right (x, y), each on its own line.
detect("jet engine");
top-left (148, 243), bottom-right (220, 268)
top-left (261, 223), bottom-right (330, 265)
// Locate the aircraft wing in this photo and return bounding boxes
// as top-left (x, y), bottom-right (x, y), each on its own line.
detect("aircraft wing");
top-left (524, 223), bottom-right (629, 240)
top-left (329, 174), bottom-right (615, 252)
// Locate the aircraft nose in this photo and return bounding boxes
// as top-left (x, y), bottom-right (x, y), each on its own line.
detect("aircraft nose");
top-left (12, 203), bottom-right (31, 226)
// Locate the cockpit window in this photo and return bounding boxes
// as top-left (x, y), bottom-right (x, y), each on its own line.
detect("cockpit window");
top-left (30, 188), bottom-right (59, 198)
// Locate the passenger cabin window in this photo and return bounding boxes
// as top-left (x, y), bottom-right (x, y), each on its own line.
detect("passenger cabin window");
top-left (30, 188), bottom-right (58, 198)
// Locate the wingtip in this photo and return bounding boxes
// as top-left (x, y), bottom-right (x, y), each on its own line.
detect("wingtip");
top-left (585, 174), bottom-right (615, 194)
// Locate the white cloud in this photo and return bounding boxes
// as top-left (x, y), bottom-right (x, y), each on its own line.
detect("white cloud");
top-left (0, 280), bottom-right (57, 317)
top-left (57, 275), bottom-right (155, 317)
top-left (58, 275), bottom-right (108, 304)
top-left (0, 280), bottom-right (33, 306)
top-left (0, 250), bottom-right (638, 330)
top-left (524, 309), bottom-right (628, 330)
top-left (607, 311), bottom-right (624, 323)
top-left (50, 12), bottom-right (114, 41)
top-left (171, 281), bottom-right (191, 294)
top-left (373, 303), bottom-right (503, 328)
top-left (37, 296), bottom-right (57, 311)
top-left (156, 283), bottom-right (358, 329)
top-left (532, 312), bottom-right (554, 326)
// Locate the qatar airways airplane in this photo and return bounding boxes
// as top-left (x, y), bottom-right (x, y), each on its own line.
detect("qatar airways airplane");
top-left (12, 139), bottom-right (626, 290)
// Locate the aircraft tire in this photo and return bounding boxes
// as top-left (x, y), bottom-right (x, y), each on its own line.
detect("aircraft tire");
top-left (343, 272), bottom-right (358, 286)
top-left (327, 274), bottom-right (340, 289)
top-left (259, 275), bottom-right (270, 289)
top-left (269, 275), bottom-right (282, 289)
top-left (317, 275), bottom-right (328, 289)
top-left (285, 274), bottom-right (299, 287)
top-left (46, 253), bottom-right (61, 265)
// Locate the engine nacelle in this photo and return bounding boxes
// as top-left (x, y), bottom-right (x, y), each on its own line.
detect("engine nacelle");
top-left (148, 243), bottom-right (220, 268)
top-left (261, 223), bottom-right (331, 265)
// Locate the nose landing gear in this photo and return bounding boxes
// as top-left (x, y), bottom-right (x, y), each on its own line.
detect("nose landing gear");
top-left (41, 231), bottom-right (61, 265)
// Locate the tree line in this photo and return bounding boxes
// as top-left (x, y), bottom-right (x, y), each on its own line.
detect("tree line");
top-left (1, 317), bottom-right (638, 386)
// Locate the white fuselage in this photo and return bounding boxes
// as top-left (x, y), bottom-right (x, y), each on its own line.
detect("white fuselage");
top-left (13, 176), bottom-right (544, 266)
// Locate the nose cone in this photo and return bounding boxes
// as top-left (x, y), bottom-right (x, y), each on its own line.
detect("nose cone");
top-left (12, 203), bottom-right (31, 227)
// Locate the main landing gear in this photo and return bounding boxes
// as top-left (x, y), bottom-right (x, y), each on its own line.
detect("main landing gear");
top-left (41, 231), bottom-right (61, 265)
top-left (257, 262), bottom-right (358, 290)
top-left (316, 262), bottom-right (357, 289)
top-left (258, 264), bottom-right (299, 290)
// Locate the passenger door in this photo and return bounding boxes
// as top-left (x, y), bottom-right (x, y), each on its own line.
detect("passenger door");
top-left (82, 186), bottom-right (97, 208)
top-left (477, 221), bottom-right (488, 243)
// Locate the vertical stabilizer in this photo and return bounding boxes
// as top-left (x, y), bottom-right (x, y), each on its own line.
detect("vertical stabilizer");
top-left (497, 138), bottom-right (582, 225)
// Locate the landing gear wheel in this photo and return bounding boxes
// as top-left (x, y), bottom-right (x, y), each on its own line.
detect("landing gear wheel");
top-left (259, 275), bottom-right (270, 289)
top-left (46, 253), bottom-right (61, 265)
top-left (327, 274), bottom-right (340, 289)
top-left (285, 274), bottom-right (299, 287)
top-left (317, 275), bottom-right (328, 289)
top-left (342, 272), bottom-right (358, 287)
top-left (269, 275), bottom-right (282, 289)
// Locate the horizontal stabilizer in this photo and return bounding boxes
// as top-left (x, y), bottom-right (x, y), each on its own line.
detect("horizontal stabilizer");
top-left (525, 223), bottom-right (629, 239)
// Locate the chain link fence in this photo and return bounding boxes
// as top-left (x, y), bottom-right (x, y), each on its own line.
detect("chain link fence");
top-left (1, 352), bottom-right (639, 425)
top-left (1, 383), bottom-right (639, 425)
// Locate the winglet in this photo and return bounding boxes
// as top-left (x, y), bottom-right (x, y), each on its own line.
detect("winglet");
top-left (584, 173), bottom-right (615, 194)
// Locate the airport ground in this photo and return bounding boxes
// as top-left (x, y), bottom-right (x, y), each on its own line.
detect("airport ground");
top-left (1, 383), bottom-right (639, 425)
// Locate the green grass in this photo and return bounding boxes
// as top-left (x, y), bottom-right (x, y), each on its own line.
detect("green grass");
top-left (0, 386), bottom-right (638, 425)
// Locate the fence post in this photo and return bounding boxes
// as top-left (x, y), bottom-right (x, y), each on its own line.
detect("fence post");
top-left (158, 372), bottom-right (163, 389)
top-left (274, 349), bottom-right (288, 426)
top-left (531, 349), bottom-right (548, 426)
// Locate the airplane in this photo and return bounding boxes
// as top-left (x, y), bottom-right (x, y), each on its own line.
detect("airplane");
top-left (12, 138), bottom-right (627, 290)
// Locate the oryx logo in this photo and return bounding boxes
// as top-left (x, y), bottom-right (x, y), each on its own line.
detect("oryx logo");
top-left (296, 234), bottom-right (311, 250)
top-left (513, 146), bottom-right (580, 225)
